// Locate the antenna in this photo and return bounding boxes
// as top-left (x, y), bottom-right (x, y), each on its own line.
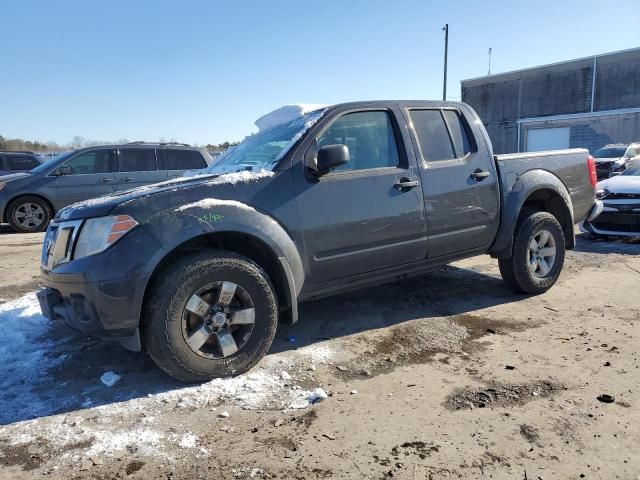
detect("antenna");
top-left (442, 24), bottom-right (449, 101)
top-left (488, 47), bottom-right (492, 75)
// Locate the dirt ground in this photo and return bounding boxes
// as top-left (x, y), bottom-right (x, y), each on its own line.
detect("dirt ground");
top-left (0, 228), bottom-right (638, 480)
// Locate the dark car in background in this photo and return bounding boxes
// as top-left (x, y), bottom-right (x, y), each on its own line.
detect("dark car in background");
top-left (592, 143), bottom-right (640, 180)
top-left (0, 143), bottom-right (212, 232)
top-left (0, 151), bottom-right (43, 176)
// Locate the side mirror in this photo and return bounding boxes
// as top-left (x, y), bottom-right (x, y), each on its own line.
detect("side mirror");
top-left (315, 144), bottom-right (349, 175)
top-left (56, 165), bottom-right (72, 176)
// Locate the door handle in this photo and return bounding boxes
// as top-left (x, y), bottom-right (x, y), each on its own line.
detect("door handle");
top-left (120, 177), bottom-right (135, 183)
top-left (98, 178), bottom-right (114, 184)
top-left (470, 169), bottom-right (490, 181)
top-left (394, 178), bottom-right (420, 190)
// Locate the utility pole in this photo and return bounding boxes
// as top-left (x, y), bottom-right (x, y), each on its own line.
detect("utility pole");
top-left (442, 24), bottom-right (448, 101)
top-left (488, 47), bottom-right (492, 75)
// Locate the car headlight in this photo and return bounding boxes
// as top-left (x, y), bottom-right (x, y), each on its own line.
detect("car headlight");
top-left (73, 215), bottom-right (138, 260)
top-left (595, 188), bottom-right (609, 200)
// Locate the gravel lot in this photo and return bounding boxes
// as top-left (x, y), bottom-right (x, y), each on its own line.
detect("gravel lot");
top-left (0, 229), bottom-right (638, 479)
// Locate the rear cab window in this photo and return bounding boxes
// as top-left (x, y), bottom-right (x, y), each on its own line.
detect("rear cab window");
top-left (409, 108), bottom-right (476, 164)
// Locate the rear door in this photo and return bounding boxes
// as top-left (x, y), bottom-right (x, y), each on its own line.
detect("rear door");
top-left (403, 106), bottom-right (500, 258)
top-left (115, 147), bottom-right (166, 190)
top-left (54, 148), bottom-right (117, 205)
top-left (162, 149), bottom-right (209, 180)
top-left (293, 107), bottom-right (427, 284)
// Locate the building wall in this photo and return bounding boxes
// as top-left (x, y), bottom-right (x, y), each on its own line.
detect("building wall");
top-left (462, 48), bottom-right (640, 154)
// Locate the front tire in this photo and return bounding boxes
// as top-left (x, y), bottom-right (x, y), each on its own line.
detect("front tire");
top-left (499, 211), bottom-right (565, 294)
top-left (7, 196), bottom-right (52, 233)
top-left (144, 251), bottom-right (278, 382)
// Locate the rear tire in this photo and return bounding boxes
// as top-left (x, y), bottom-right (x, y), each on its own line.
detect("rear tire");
top-left (499, 210), bottom-right (565, 294)
top-left (144, 251), bottom-right (278, 382)
top-left (7, 196), bottom-right (52, 233)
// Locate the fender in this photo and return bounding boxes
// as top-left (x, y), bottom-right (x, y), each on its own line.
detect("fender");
top-left (491, 169), bottom-right (574, 258)
top-left (141, 199), bottom-right (305, 322)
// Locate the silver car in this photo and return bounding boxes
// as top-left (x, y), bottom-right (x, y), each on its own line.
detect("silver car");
top-left (0, 143), bottom-right (212, 232)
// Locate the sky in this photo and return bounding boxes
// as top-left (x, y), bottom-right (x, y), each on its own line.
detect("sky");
top-left (1, 0), bottom-right (639, 146)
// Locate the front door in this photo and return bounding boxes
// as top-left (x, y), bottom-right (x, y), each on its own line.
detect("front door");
top-left (115, 147), bottom-right (167, 190)
top-left (294, 109), bottom-right (427, 284)
top-left (55, 148), bottom-right (116, 205)
top-left (403, 107), bottom-right (500, 258)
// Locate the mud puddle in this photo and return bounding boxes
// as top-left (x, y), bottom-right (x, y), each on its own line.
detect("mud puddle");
top-left (446, 380), bottom-right (563, 410)
top-left (335, 314), bottom-right (533, 380)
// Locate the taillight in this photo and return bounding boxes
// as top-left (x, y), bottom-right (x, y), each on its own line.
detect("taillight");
top-left (587, 155), bottom-right (597, 187)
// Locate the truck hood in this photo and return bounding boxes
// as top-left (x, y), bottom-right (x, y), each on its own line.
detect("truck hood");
top-left (56, 170), bottom-right (275, 221)
top-left (598, 175), bottom-right (640, 194)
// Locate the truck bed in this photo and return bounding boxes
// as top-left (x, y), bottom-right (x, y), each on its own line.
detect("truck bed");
top-left (495, 148), bottom-right (594, 224)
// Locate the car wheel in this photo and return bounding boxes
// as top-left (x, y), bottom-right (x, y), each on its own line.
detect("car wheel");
top-left (499, 210), bottom-right (565, 294)
top-left (144, 251), bottom-right (278, 382)
top-left (7, 196), bottom-right (53, 233)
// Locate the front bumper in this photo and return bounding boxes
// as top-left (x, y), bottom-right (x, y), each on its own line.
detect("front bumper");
top-left (581, 199), bottom-right (640, 237)
top-left (37, 220), bottom-right (163, 350)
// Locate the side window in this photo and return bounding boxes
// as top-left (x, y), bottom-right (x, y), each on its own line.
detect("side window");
top-left (164, 150), bottom-right (207, 170)
top-left (118, 148), bottom-right (157, 172)
top-left (6, 155), bottom-right (40, 170)
top-left (443, 110), bottom-right (474, 158)
top-left (316, 111), bottom-right (400, 172)
top-left (64, 150), bottom-right (113, 174)
top-left (409, 110), bottom-right (456, 162)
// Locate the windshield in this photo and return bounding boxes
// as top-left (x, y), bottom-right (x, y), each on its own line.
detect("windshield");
top-left (593, 146), bottom-right (626, 158)
top-left (30, 151), bottom-right (74, 173)
top-left (206, 109), bottom-right (326, 173)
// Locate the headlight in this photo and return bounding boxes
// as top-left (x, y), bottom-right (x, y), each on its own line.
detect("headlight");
top-left (0, 182), bottom-right (6, 192)
top-left (73, 215), bottom-right (138, 260)
top-left (595, 189), bottom-right (609, 200)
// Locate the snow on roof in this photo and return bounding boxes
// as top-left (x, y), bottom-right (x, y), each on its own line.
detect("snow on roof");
top-left (254, 104), bottom-right (328, 132)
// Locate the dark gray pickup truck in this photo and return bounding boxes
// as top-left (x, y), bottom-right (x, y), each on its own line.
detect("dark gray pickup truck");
top-left (37, 101), bottom-right (599, 382)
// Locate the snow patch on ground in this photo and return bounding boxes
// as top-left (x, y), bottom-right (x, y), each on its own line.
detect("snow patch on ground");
top-left (177, 432), bottom-right (198, 449)
top-left (295, 343), bottom-right (334, 364)
top-left (86, 428), bottom-right (165, 457)
top-left (0, 291), bottom-right (334, 463)
top-left (0, 294), bottom-right (67, 423)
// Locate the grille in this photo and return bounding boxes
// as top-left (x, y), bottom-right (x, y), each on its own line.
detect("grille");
top-left (41, 220), bottom-right (83, 269)
top-left (604, 192), bottom-right (640, 201)
top-left (592, 212), bottom-right (640, 233)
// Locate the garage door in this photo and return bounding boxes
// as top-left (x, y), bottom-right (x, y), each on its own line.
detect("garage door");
top-left (526, 127), bottom-right (571, 152)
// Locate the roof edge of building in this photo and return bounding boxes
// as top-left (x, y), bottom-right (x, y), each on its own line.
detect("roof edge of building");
top-left (461, 46), bottom-right (640, 86)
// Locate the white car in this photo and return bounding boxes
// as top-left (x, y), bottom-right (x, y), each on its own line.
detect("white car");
top-left (582, 161), bottom-right (640, 237)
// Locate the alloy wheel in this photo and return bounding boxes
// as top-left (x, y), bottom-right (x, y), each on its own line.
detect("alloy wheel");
top-left (14, 203), bottom-right (45, 229)
top-left (528, 229), bottom-right (556, 278)
top-left (181, 281), bottom-right (255, 359)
